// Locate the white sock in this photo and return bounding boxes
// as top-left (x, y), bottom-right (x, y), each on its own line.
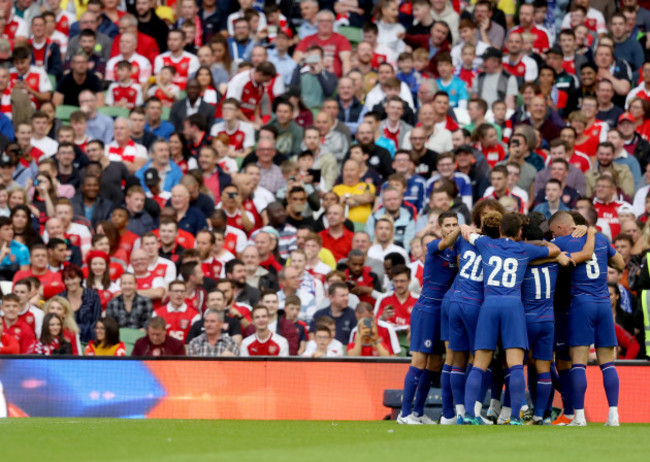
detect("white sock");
top-left (608, 407), bottom-right (619, 421)
top-left (564, 413), bottom-right (574, 419)
top-left (499, 406), bottom-right (512, 421)
top-left (0, 382), bottom-right (6, 418)
top-left (490, 399), bottom-right (501, 411)
top-left (574, 409), bottom-right (585, 422)
top-left (474, 401), bottom-right (483, 417)
top-left (533, 416), bottom-right (542, 422)
top-left (455, 404), bottom-right (465, 416)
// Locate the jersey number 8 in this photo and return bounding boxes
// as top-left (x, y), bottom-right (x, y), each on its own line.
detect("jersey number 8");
top-left (585, 254), bottom-right (600, 279)
top-left (486, 256), bottom-right (518, 288)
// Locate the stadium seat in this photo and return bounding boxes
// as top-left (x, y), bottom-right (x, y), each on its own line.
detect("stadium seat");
top-left (55, 105), bottom-right (80, 123)
top-left (98, 106), bottom-right (130, 119)
top-left (47, 74), bottom-right (56, 91)
top-left (0, 280), bottom-right (12, 296)
top-left (162, 106), bottom-right (171, 121)
top-left (120, 328), bottom-right (146, 355)
top-left (338, 26), bottom-right (362, 45)
top-left (397, 331), bottom-right (409, 357)
top-left (353, 221), bottom-right (366, 232)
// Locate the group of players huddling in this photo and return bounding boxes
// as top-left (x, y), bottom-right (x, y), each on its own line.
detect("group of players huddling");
top-left (399, 207), bottom-right (623, 426)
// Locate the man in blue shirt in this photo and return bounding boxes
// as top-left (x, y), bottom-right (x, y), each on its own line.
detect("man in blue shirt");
top-left (0, 216), bottom-right (29, 280)
top-left (460, 213), bottom-right (559, 425)
top-left (398, 211), bottom-right (460, 425)
top-left (268, 30), bottom-right (297, 86)
top-left (550, 210), bottom-right (625, 427)
top-left (170, 184), bottom-right (208, 235)
top-left (145, 98), bottom-right (175, 140)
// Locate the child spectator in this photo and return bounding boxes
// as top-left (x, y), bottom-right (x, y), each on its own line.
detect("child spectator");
top-left (454, 43), bottom-right (478, 88)
top-left (473, 123), bottom-right (505, 168)
top-left (374, 0), bottom-right (406, 60)
top-left (396, 52), bottom-right (421, 107)
top-left (147, 66), bottom-right (181, 108)
top-left (70, 111), bottom-right (89, 154)
top-left (435, 53), bottom-right (469, 109)
top-left (105, 61), bottom-right (144, 110)
top-left (412, 47), bottom-right (432, 79)
top-left (211, 135), bottom-right (239, 175)
top-left (492, 100), bottom-right (512, 143)
top-left (302, 315), bottom-right (344, 357)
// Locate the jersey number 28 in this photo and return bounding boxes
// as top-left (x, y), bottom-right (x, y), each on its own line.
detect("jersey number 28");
top-left (486, 256), bottom-right (518, 288)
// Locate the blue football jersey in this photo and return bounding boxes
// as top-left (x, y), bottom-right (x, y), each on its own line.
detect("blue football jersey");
top-left (453, 237), bottom-right (485, 305)
top-left (553, 233), bottom-right (615, 302)
top-left (472, 235), bottom-right (550, 297)
top-left (522, 261), bottom-right (558, 322)
top-left (421, 238), bottom-right (459, 304)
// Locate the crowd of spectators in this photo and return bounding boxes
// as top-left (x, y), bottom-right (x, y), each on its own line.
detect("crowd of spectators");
top-left (0, 0), bottom-right (648, 360)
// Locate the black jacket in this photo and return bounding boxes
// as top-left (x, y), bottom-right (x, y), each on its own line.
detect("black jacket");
top-left (31, 41), bottom-right (62, 79)
top-left (71, 194), bottom-right (115, 228)
top-left (169, 98), bottom-right (215, 131)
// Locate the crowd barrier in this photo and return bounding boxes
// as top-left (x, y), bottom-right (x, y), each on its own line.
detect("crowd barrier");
top-left (0, 358), bottom-right (648, 421)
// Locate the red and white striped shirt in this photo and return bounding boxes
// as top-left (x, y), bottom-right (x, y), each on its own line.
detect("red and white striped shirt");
top-left (225, 70), bottom-right (265, 121)
top-left (106, 53), bottom-right (152, 84)
top-left (54, 10), bottom-right (75, 36)
top-left (106, 82), bottom-right (144, 109)
top-left (154, 303), bottom-right (200, 343)
top-left (593, 197), bottom-right (631, 239)
top-left (106, 140), bottom-right (148, 164)
top-left (210, 120), bottom-right (255, 151)
top-left (9, 65), bottom-right (53, 107)
top-left (154, 51), bottom-right (200, 90)
top-left (240, 331), bottom-right (289, 356)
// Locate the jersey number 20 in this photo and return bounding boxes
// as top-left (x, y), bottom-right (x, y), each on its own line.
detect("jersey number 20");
top-left (486, 256), bottom-right (518, 288)
top-left (459, 250), bottom-right (483, 281)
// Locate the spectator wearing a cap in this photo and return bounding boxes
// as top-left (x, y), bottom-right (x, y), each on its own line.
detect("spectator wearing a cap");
top-left (608, 127), bottom-right (643, 190)
top-left (268, 29), bottom-right (297, 87)
top-left (545, 45), bottom-right (580, 117)
top-left (618, 110), bottom-right (650, 173)
top-left (135, 140), bottom-right (183, 195)
top-left (0, 151), bottom-right (19, 190)
top-left (471, 47), bottom-right (518, 110)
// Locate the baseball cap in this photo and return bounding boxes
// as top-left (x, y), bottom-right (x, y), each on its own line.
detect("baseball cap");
top-left (0, 151), bottom-right (14, 167)
top-left (482, 47), bottom-right (502, 60)
top-left (618, 112), bottom-right (635, 124)
top-left (144, 168), bottom-right (160, 187)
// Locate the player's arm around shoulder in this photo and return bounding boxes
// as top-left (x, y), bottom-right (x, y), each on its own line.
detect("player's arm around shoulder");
top-left (569, 226), bottom-right (597, 264)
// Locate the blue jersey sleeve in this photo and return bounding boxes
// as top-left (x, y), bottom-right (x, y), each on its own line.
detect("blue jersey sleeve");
top-left (607, 241), bottom-right (616, 259)
top-left (523, 243), bottom-right (550, 261)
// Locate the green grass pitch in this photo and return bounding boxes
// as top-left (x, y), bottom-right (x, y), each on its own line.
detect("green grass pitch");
top-left (1, 419), bottom-right (647, 462)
